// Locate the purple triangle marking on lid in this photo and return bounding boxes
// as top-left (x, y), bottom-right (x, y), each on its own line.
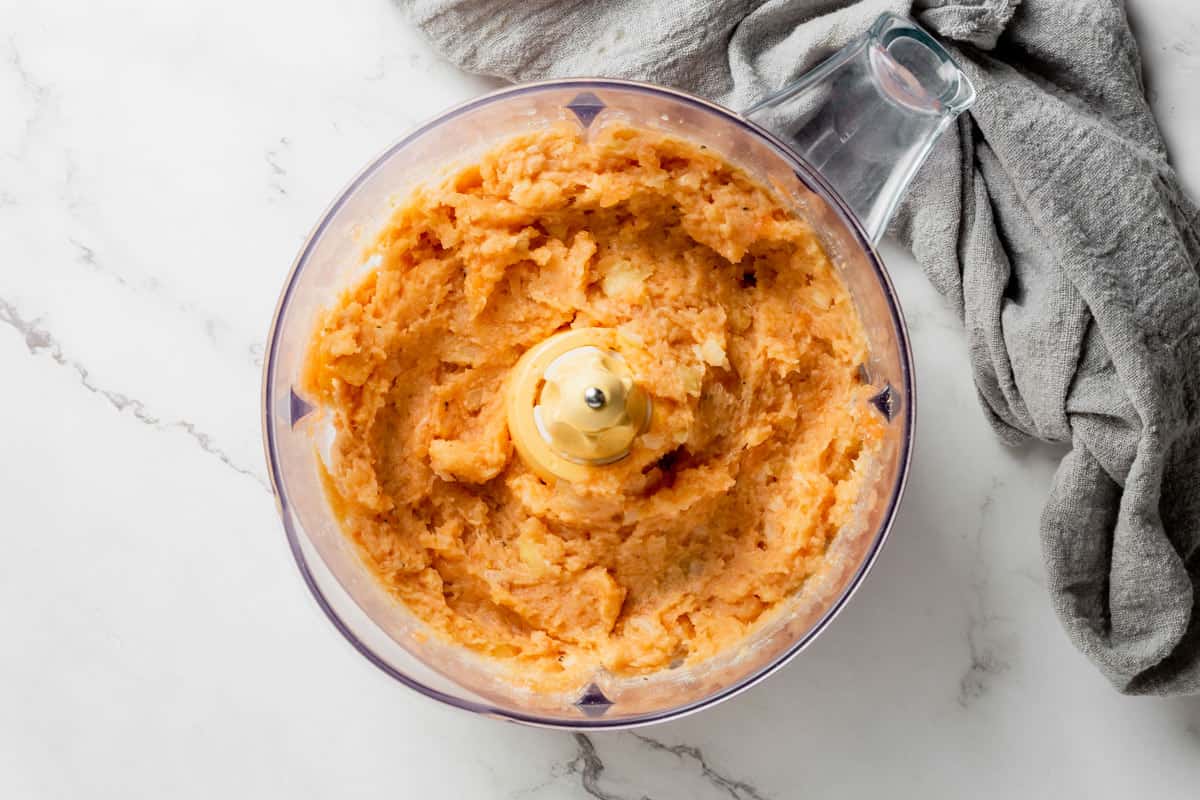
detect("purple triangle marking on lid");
top-left (574, 682), bottom-right (614, 717)
top-left (565, 91), bottom-right (606, 127)
top-left (870, 383), bottom-right (899, 421)
top-left (289, 387), bottom-right (315, 428)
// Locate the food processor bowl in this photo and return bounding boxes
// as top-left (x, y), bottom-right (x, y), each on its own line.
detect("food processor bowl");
top-left (263, 14), bottom-right (971, 729)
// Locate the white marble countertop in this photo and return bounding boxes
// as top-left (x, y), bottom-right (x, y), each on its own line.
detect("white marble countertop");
top-left (3, 1), bottom-right (1199, 797)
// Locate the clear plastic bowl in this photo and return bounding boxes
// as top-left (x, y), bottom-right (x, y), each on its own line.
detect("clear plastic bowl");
top-left (262, 79), bottom-right (913, 729)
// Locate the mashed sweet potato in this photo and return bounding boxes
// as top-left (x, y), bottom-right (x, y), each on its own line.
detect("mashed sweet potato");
top-left (302, 121), bottom-right (884, 690)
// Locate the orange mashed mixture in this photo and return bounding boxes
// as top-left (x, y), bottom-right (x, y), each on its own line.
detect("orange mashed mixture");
top-left (303, 122), bottom-right (884, 690)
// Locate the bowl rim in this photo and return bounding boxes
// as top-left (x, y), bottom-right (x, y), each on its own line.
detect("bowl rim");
top-left (260, 77), bottom-right (915, 730)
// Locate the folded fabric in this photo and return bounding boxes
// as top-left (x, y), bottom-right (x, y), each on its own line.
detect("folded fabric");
top-left (403, 0), bottom-right (1200, 695)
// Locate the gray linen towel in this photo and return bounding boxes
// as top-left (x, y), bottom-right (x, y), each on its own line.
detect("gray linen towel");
top-left (402, 0), bottom-right (1200, 695)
